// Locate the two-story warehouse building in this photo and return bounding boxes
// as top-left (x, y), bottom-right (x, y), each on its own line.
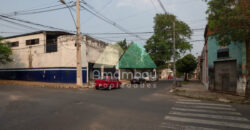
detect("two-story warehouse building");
top-left (0, 31), bottom-right (109, 83)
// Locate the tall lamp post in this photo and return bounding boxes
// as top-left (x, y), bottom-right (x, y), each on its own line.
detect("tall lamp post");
top-left (60, 0), bottom-right (83, 87)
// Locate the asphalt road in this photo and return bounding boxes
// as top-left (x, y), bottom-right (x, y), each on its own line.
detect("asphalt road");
top-left (0, 80), bottom-right (250, 130)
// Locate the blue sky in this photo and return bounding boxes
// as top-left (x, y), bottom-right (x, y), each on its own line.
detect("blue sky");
top-left (0, 0), bottom-right (208, 56)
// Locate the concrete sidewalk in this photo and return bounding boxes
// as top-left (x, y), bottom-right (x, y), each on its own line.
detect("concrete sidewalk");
top-left (171, 80), bottom-right (250, 104)
top-left (0, 80), bottom-right (89, 89)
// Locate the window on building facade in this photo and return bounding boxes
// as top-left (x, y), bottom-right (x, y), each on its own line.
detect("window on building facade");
top-left (46, 39), bottom-right (57, 53)
top-left (26, 39), bottom-right (39, 45)
top-left (8, 41), bottom-right (19, 47)
top-left (217, 48), bottom-right (229, 59)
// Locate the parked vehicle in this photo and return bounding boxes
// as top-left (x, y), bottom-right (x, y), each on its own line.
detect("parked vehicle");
top-left (130, 75), bottom-right (146, 84)
top-left (168, 76), bottom-right (173, 80)
top-left (152, 76), bottom-right (158, 81)
top-left (144, 75), bottom-right (150, 82)
top-left (95, 77), bottom-right (121, 90)
top-left (143, 74), bottom-right (158, 82)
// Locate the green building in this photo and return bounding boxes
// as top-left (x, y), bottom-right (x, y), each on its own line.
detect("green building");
top-left (201, 26), bottom-right (247, 96)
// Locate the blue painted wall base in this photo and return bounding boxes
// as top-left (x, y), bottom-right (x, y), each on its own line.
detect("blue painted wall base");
top-left (0, 67), bottom-right (87, 83)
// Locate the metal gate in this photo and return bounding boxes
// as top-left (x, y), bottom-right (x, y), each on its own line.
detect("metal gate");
top-left (214, 60), bottom-right (237, 93)
top-left (246, 41), bottom-right (250, 98)
top-left (246, 81), bottom-right (250, 98)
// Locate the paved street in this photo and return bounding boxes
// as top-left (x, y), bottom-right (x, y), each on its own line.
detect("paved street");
top-left (0, 80), bottom-right (250, 130)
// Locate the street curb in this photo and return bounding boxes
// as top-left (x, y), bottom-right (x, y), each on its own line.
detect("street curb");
top-left (0, 80), bottom-right (90, 89)
top-left (171, 88), bottom-right (250, 105)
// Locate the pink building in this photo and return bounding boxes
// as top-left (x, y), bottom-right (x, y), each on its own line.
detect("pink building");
top-left (200, 26), bottom-right (209, 89)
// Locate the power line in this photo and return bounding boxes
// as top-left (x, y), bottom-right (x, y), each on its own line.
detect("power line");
top-left (150, 0), bottom-right (158, 13)
top-left (157, 0), bottom-right (167, 14)
top-left (62, 2), bottom-right (77, 27)
top-left (2, 4), bottom-right (63, 16)
top-left (114, 9), bottom-right (154, 23)
top-left (1, 28), bottom-right (204, 37)
top-left (4, 35), bottom-right (204, 51)
top-left (0, 31), bottom-right (23, 34)
top-left (81, 3), bottom-right (145, 41)
top-left (84, 31), bottom-right (154, 35)
top-left (82, 0), bottom-right (113, 25)
top-left (0, 15), bottom-right (74, 33)
top-left (80, 2), bottom-right (145, 41)
top-left (0, 13), bottom-right (205, 42)
top-left (1, 2), bottom-right (77, 17)
top-left (0, 22), bottom-right (33, 31)
top-left (88, 35), bottom-right (151, 39)
top-left (99, 0), bottom-right (113, 12)
top-left (10, 6), bottom-right (75, 16)
top-left (0, 17), bottom-right (41, 30)
top-left (83, 27), bottom-right (205, 35)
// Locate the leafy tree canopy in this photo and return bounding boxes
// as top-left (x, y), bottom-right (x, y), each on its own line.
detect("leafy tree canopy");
top-left (176, 54), bottom-right (197, 81)
top-left (144, 14), bottom-right (192, 69)
top-left (116, 39), bottom-right (129, 51)
top-left (205, 0), bottom-right (250, 46)
top-left (0, 37), bottom-right (12, 64)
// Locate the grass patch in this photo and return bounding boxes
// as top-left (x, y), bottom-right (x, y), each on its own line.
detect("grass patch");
top-left (181, 81), bottom-right (189, 85)
top-left (172, 89), bottom-right (186, 94)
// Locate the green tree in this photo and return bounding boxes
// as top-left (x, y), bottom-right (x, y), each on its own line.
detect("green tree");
top-left (116, 39), bottom-right (129, 51)
top-left (0, 37), bottom-right (12, 64)
top-left (176, 54), bottom-right (197, 81)
top-left (145, 14), bottom-right (192, 69)
top-left (205, 0), bottom-right (250, 46)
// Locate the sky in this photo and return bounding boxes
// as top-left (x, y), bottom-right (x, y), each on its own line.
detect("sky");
top-left (0, 0), bottom-right (208, 57)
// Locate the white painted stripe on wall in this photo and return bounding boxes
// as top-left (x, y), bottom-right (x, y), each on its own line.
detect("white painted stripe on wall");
top-left (183, 105), bottom-right (236, 111)
top-left (176, 101), bottom-right (232, 107)
top-left (172, 107), bottom-right (241, 115)
top-left (169, 111), bottom-right (249, 121)
top-left (165, 116), bottom-right (250, 129)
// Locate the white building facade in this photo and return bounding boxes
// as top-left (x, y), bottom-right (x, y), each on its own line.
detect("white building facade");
top-left (0, 31), bottom-right (107, 83)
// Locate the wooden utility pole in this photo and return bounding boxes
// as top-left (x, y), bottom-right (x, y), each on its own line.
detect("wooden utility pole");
top-left (157, 0), bottom-right (177, 87)
top-left (173, 22), bottom-right (176, 87)
top-left (60, 0), bottom-right (83, 87)
top-left (76, 0), bottom-right (83, 86)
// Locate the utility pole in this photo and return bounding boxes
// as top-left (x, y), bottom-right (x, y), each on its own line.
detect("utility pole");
top-left (61, 0), bottom-right (83, 87)
top-left (173, 22), bottom-right (176, 87)
top-left (76, 0), bottom-right (83, 87)
top-left (157, 0), bottom-right (177, 87)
